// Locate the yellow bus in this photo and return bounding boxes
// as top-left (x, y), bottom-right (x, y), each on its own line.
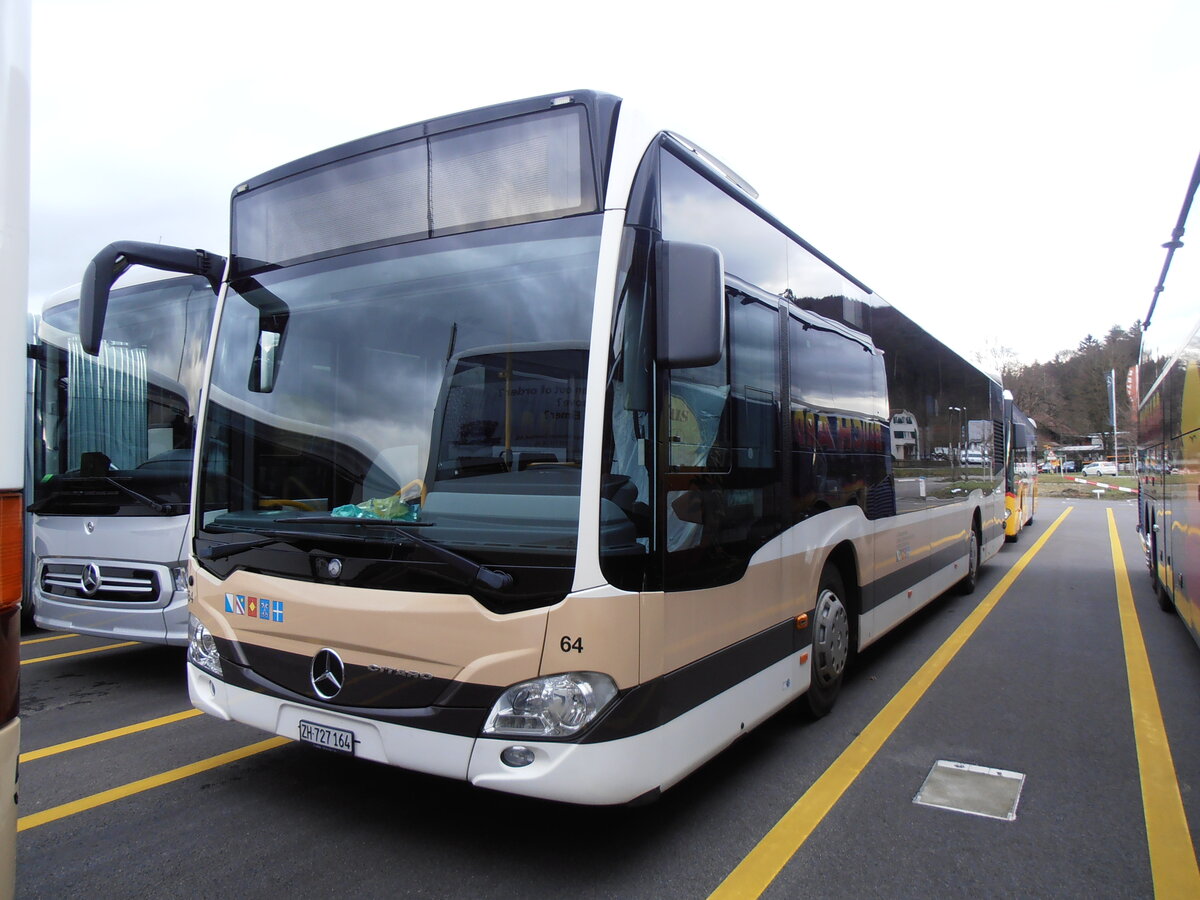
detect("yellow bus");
top-left (1138, 149), bottom-right (1200, 648)
top-left (1003, 394), bottom-right (1038, 542)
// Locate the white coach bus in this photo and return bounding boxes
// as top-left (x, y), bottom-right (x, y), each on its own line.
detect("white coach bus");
top-left (28, 274), bottom-right (218, 644)
top-left (79, 91), bottom-right (1004, 805)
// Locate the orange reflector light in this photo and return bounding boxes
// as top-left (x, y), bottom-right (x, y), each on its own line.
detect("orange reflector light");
top-left (799, 653), bottom-right (809, 665)
top-left (795, 613), bottom-right (808, 630)
top-left (0, 491), bottom-right (23, 612)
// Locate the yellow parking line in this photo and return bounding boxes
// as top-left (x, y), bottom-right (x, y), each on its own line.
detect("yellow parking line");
top-left (19, 633), bottom-right (79, 646)
top-left (17, 737), bottom-right (291, 832)
top-left (710, 507), bottom-right (1073, 900)
top-left (20, 709), bottom-right (205, 763)
top-left (21, 641), bottom-right (140, 665)
top-left (1106, 509), bottom-right (1200, 896)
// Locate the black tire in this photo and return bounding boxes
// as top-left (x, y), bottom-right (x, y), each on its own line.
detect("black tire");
top-left (957, 526), bottom-right (980, 595)
top-left (1154, 577), bottom-right (1174, 613)
top-left (803, 566), bottom-right (850, 719)
top-left (1151, 533), bottom-right (1174, 613)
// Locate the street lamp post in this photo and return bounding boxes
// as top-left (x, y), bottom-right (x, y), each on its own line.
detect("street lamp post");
top-left (949, 406), bottom-right (965, 482)
top-left (1106, 369), bottom-right (1120, 472)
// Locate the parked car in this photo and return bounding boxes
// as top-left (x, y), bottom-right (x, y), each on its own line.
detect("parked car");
top-left (1063, 460), bottom-right (1076, 473)
top-left (1082, 461), bottom-right (1117, 476)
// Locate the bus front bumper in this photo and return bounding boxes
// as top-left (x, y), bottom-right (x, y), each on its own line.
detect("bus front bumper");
top-left (188, 648), bottom-right (806, 806)
top-left (33, 587), bottom-right (189, 645)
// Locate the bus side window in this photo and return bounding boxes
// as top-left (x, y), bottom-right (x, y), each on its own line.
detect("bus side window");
top-left (731, 296), bottom-right (779, 471)
top-left (667, 336), bottom-right (730, 473)
top-left (788, 314), bottom-right (891, 518)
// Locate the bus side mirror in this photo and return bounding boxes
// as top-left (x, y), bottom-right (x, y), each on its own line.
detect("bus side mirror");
top-left (249, 313), bottom-right (288, 393)
top-left (80, 241), bottom-right (225, 356)
top-left (656, 240), bottom-right (724, 368)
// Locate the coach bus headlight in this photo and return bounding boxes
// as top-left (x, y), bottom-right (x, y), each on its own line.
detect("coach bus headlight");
top-left (172, 564), bottom-right (189, 595)
top-left (188, 614), bottom-right (222, 677)
top-left (483, 672), bottom-right (617, 738)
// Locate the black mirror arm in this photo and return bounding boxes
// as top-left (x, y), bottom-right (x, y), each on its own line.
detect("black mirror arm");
top-left (80, 241), bottom-right (226, 355)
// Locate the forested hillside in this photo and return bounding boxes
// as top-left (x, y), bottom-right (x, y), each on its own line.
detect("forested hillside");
top-left (992, 324), bottom-right (1141, 444)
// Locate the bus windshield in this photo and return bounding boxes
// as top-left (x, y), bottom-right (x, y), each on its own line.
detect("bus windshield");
top-left (197, 215), bottom-right (601, 595)
top-left (31, 276), bottom-right (216, 516)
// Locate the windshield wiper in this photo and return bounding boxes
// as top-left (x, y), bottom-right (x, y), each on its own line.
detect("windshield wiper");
top-left (101, 477), bottom-right (175, 514)
top-left (274, 516), bottom-right (514, 591)
top-left (199, 535), bottom-right (284, 560)
top-left (27, 476), bottom-right (178, 515)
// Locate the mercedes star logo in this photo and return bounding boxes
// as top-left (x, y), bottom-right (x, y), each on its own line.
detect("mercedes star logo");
top-left (80, 563), bottom-right (103, 597)
top-left (310, 648), bottom-right (345, 700)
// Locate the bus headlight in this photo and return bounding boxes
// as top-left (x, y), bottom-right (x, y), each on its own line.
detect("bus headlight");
top-left (483, 672), bottom-right (617, 738)
top-left (188, 614), bottom-right (222, 677)
top-left (172, 564), bottom-right (189, 595)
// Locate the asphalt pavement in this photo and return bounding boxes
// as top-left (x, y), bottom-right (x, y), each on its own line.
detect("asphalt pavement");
top-left (15, 498), bottom-right (1199, 898)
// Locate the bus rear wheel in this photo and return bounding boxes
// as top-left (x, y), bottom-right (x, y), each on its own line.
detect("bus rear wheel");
top-left (1151, 533), bottom-right (1173, 613)
top-left (804, 566), bottom-right (849, 719)
top-left (957, 527), bottom-right (979, 595)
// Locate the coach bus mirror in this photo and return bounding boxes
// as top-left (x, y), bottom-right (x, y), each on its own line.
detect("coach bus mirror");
top-left (239, 281), bottom-right (291, 394)
top-left (80, 241), bottom-right (226, 356)
top-left (656, 240), bottom-right (725, 368)
top-left (249, 312), bottom-right (288, 394)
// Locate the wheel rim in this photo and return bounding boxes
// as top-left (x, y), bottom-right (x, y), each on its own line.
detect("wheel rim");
top-left (812, 587), bottom-right (849, 687)
top-left (968, 530), bottom-right (978, 580)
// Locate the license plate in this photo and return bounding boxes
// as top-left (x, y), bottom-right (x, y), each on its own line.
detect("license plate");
top-left (298, 720), bottom-right (355, 755)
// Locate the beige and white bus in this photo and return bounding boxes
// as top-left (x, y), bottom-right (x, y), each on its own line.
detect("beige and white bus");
top-left (79, 91), bottom-right (1005, 805)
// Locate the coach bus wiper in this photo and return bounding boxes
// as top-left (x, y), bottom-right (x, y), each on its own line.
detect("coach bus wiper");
top-left (27, 476), bottom-right (178, 515)
top-left (100, 477), bottom-right (176, 514)
top-left (274, 516), bottom-right (514, 592)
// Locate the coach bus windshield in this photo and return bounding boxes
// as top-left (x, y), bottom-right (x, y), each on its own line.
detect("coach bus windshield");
top-left (196, 217), bottom-right (602, 598)
top-left (31, 276), bottom-right (216, 516)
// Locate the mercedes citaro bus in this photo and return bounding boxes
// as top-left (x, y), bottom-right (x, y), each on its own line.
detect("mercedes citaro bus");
top-left (79, 91), bottom-right (1005, 805)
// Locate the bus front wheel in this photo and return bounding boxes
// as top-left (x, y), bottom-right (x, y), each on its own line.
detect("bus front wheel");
top-left (804, 566), bottom-right (849, 719)
top-left (957, 527), bottom-right (980, 595)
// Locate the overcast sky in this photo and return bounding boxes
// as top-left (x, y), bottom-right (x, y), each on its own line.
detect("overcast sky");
top-left (29, 0), bottom-right (1200, 366)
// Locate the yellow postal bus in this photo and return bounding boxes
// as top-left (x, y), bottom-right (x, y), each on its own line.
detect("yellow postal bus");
top-left (1003, 395), bottom-right (1038, 542)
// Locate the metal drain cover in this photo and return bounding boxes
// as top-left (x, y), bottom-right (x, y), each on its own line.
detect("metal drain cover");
top-left (913, 760), bottom-right (1026, 821)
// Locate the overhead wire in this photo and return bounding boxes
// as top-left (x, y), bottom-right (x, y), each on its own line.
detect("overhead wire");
top-left (1143, 149), bottom-right (1200, 331)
